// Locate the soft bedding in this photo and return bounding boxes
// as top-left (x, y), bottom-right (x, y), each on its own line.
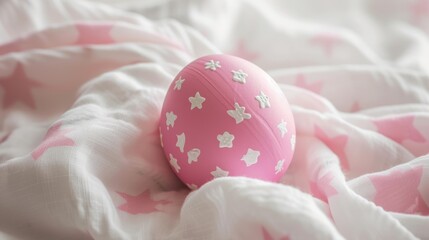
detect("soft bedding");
top-left (0, 0), bottom-right (429, 239)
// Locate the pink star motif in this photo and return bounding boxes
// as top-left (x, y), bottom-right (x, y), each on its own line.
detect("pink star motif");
top-left (310, 172), bottom-right (338, 202)
top-left (116, 190), bottom-right (171, 215)
top-left (0, 133), bottom-right (10, 144)
top-left (32, 123), bottom-right (75, 160)
top-left (261, 227), bottom-right (290, 240)
top-left (0, 40), bottom-right (20, 55)
top-left (350, 101), bottom-right (360, 112)
top-left (310, 180), bottom-right (325, 201)
top-left (410, 0), bottom-right (429, 24)
top-left (369, 166), bottom-right (429, 215)
top-left (74, 23), bottom-right (115, 45)
top-left (0, 63), bottom-right (42, 109)
top-left (295, 74), bottom-right (323, 94)
top-left (229, 40), bottom-right (260, 62)
top-left (311, 33), bottom-right (342, 56)
top-left (373, 115), bottom-right (426, 144)
top-left (315, 126), bottom-right (349, 171)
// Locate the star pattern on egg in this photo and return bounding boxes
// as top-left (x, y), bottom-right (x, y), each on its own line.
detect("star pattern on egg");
top-left (187, 148), bottom-right (200, 164)
top-left (255, 91), bottom-right (270, 109)
top-left (186, 183), bottom-right (198, 190)
top-left (205, 60), bottom-right (221, 71)
top-left (166, 111), bottom-right (177, 130)
top-left (217, 131), bottom-right (235, 148)
top-left (169, 154), bottom-right (180, 173)
top-left (227, 102), bottom-right (251, 124)
top-left (176, 133), bottom-right (185, 153)
top-left (211, 166), bottom-right (229, 178)
top-left (290, 134), bottom-right (296, 150)
top-left (161, 55), bottom-right (296, 188)
top-left (231, 69), bottom-right (248, 84)
top-left (174, 76), bottom-right (185, 90)
top-left (241, 148), bottom-right (260, 167)
top-left (189, 92), bottom-right (206, 110)
top-left (277, 119), bottom-right (288, 138)
top-left (275, 159), bottom-right (285, 174)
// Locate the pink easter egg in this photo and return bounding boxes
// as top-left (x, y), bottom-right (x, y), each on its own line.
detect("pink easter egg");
top-left (159, 54), bottom-right (295, 190)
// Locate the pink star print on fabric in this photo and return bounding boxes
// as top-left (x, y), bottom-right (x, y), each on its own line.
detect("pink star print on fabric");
top-left (116, 190), bottom-right (171, 215)
top-left (0, 63), bottom-right (42, 109)
top-left (410, 0), bottom-right (429, 24)
top-left (369, 166), bottom-right (429, 215)
top-left (310, 172), bottom-right (338, 203)
top-left (315, 126), bottom-right (349, 171)
top-left (32, 123), bottom-right (75, 160)
top-left (0, 133), bottom-right (10, 144)
top-left (295, 74), bottom-right (323, 94)
top-left (350, 102), bottom-right (360, 112)
top-left (373, 116), bottom-right (426, 144)
top-left (230, 40), bottom-right (260, 62)
top-left (0, 40), bottom-right (20, 55)
top-left (311, 33), bottom-right (341, 56)
top-left (261, 227), bottom-right (290, 240)
top-left (74, 23), bottom-right (115, 45)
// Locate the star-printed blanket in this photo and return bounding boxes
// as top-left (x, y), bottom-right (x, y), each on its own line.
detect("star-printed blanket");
top-left (0, 0), bottom-right (429, 239)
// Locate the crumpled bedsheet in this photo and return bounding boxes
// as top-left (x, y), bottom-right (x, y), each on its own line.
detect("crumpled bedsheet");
top-left (0, 0), bottom-right (428, 239)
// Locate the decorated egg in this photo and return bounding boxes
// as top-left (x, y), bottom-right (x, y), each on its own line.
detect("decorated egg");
top-left (159, 54), bottom-right (295, 189)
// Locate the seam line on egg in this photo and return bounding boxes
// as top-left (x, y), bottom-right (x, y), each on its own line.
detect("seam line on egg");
top-left (186, 65), bottom-right (235, 110)
top-left (188, 61), bottom-right (282, 171)
top-left (200, 60), bottom-right (282, 167)
top-left (208, 59), bottom-right (288, 170)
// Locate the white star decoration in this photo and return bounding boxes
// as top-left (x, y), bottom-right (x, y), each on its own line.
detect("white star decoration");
top-left (275, 159), bottom-right (285, 174)
top-left (241, 148), bottom-right (260, 167)
top-left (187, 148), bottom-right (200, 164)
top-left (255, 91), bottom-right (270, 109)
top-left (277, 119), bottom-right (288, 138)
top-left (290, 134), bottom-right (296, 150)
top-left (231, 69), bottom-right (248, 84)
top-left (189, 92), bottom-right (206, 110)
top-left (174, 76), bottom-right (185, 90)
top-left (217, 131), bottom-right (235, 148)
top-left (176, 133), bottom-right (185, 153)
top-left (211, 166), bottom-right (229, 178)
top-left (169, 154), bottom-right (180, 173)
top-left (205, 60), bottom-right (221, 71)
top-left (227, 103), bottom-right (251, 124)
top-left (186, 183), bottom-right (198, 190)
top-left (166, 111), bottom-right (177, 130)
